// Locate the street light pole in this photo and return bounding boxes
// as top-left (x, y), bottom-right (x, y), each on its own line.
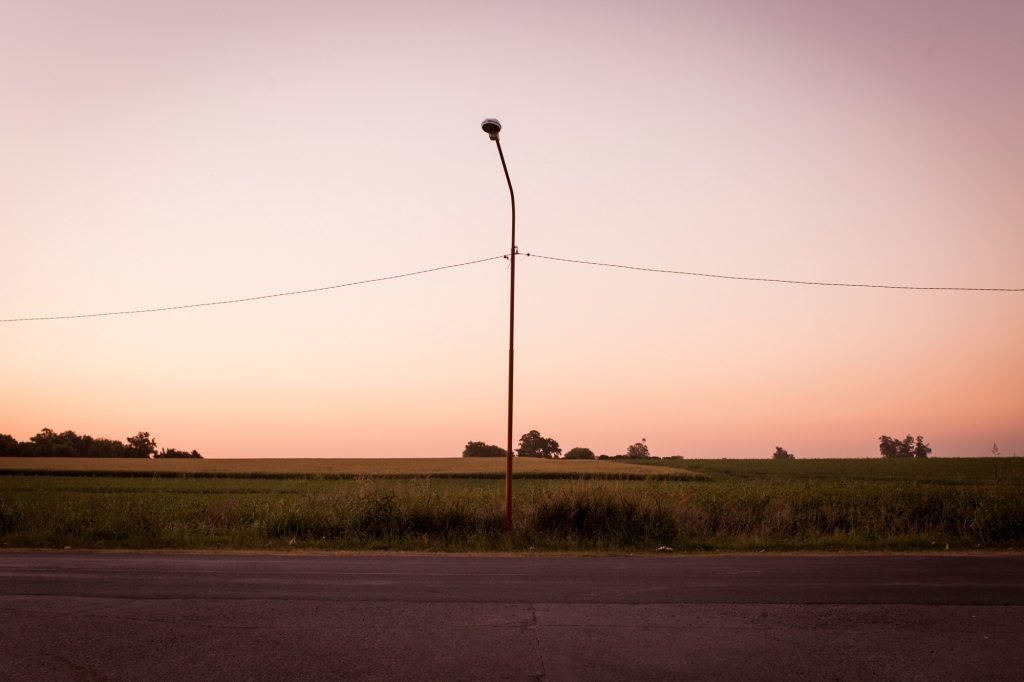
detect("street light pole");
top-left (481, 118), bottom-right (515, 532)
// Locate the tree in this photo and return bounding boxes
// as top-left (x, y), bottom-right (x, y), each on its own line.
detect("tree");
top-left (126, 431), bottom-right (157, 458)
top-left (0, 434), bottom-right (19, 456)
top-left (625, 438), bottom-right (650, 458)
top-left (517, 430), bottom-right (561, 458)
top-left (28, 428), bottom-right (59, 456)
top-left (30, 428), bottom-right (58, 445)
top-left (564, 447), bottom-right (595, 460)
top-left (879, 434), bottom-right (930, 458)
top-left (462, 441), bottom-right (506, 458)
top-left (772, 446), bottom-right (794, 460)
top-left (91, 438), bottom-right (129, 458)
top-left (992, 443), bottom-right (1002, 457)
top-left (28, 428), bottom-right (78, 457)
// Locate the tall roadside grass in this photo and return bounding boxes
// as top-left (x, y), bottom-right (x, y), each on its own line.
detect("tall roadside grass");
top-left (2, 475), bottom-right (1022, 552)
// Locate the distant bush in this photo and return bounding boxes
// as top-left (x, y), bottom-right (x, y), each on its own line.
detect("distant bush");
top-left (773, 447), bottom-right (795, 460)
top-left (462, 441), bottom-right (506, 458)
top-left (564, 447), bottom-right (595, 460)
top-left (155, 448), bottom-right (203, 459)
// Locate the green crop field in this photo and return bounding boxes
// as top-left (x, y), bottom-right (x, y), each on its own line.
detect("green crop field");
top-left (0, 456), bottom-right (699, 479)
top-left (634, 456), bottom-right (1024, 484)
top-left (1, 457), bottom-right (1022, 553)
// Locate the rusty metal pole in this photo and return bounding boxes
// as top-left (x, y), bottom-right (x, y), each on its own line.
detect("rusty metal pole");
top-left (481, 118), bottom-right (515, 532)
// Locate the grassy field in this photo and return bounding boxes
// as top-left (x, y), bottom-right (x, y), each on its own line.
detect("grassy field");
top-left (637, 456), bottom-right (1024, 484)
top-left (0, 456), bottom-right (699, 479)
top-left (1, 458), bottom-right (1022, 553)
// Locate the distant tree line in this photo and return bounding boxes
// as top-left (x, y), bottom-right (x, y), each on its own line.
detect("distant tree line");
top-left (0, 428), bottom-right (202, 459)
top-left (878, 434), bottom-right (931, 459)
top-left (463, 431), bottom-right (657, 460)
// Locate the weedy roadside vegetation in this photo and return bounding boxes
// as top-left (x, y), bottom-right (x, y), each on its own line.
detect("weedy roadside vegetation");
top-left (2, 458), bottom-right (1022, 553)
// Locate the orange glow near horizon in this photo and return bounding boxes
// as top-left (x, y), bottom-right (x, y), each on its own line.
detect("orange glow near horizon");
top-left (1, 1), bottom-right (1021, 458)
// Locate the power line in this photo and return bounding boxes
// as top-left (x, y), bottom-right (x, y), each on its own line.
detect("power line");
top-left (5, 249), bottom-right (1021, 323)
top-left (527, 254), bottom-right (1024, 292)
top-left (0, 255), bottom-right (505, 323)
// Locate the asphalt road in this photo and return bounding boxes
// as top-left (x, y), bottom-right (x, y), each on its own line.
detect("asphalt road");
top-left (1, 552), bottom-right (1022, 681)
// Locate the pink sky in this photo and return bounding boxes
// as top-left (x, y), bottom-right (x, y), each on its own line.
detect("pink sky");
top-left (2, 1), bottom-right (1021, 458)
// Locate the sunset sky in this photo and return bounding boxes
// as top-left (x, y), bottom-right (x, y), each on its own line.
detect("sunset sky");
top-left (2, 0), bottom-right (1021, 458)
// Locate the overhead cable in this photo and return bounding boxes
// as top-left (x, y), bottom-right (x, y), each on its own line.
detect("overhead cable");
top-left (527, 254), bottom-right (1024, 292)
top-left (0, 255), bottom-right (505, 323)
top-left (5, 249), bottom-right (1021, 324)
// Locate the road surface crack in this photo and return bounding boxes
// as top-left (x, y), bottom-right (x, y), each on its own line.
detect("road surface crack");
top-left (528, 603), bottom-right (547, 681)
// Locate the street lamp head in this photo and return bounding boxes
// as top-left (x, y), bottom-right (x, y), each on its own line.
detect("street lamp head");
top-left (481, 118), bottom-right (502, 140)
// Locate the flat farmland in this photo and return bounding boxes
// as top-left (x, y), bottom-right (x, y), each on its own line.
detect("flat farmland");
top-left (635, 456), bottom-right (1024, 484)
top-left (1, 458), bottom-right (1022, 553)
top-left (0, 456), bottom-right (697, 479)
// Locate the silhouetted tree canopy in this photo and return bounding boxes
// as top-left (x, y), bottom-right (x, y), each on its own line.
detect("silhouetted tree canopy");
top-left (517, 430), bottom-right (561, 459)
top-left (462, 441), bottom-right (507, 458)
top-left (564, 447), bottom-right (595, 460)
top-left (1, 428), bottom-right (201, 458)
top-left (879, 435), bottom-right (930, 459)
top-left (0, 433), bottom-right (19, 456)
top-left (127, 432), bottom-right (157, 458)
top-left (773, 447), bottom-right (795, 460)
top-left (625, 439), bottom-right (651, 458)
